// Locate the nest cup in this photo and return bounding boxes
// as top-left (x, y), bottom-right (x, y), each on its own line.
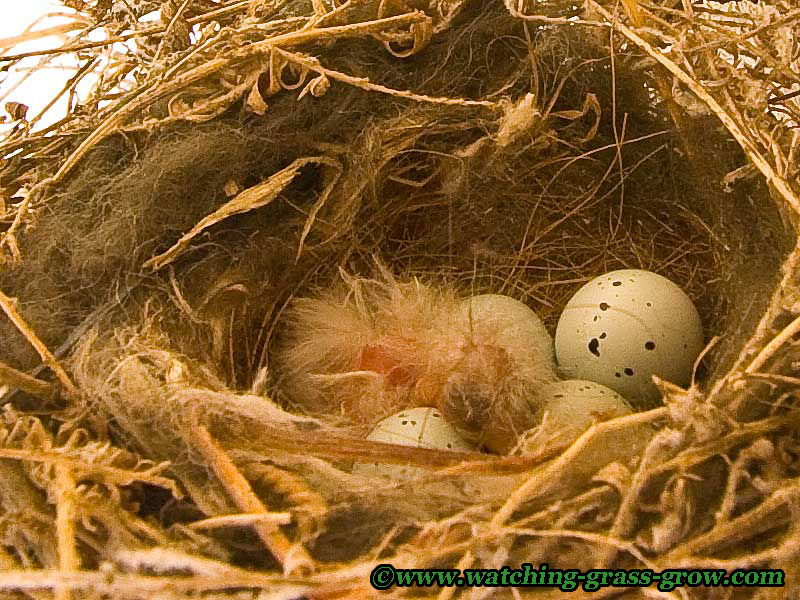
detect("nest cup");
top-left (1, 0), bottom-right (799, 595)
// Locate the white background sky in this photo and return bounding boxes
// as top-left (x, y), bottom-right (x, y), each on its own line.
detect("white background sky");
top-left (0, 1), bottom-right (91, 136)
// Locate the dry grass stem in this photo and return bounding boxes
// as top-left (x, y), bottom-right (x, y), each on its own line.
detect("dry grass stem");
top-left (0, 290), bottom-right (78, 397)
top-left (188, 425), bottom-right (316, 575)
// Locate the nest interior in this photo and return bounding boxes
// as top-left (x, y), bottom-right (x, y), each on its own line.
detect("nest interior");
top-left (0, 0), bottom-right (800, 597)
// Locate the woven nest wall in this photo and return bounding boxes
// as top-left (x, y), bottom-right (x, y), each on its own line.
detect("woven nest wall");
top-left (0, 0), bottom-right (800, 598)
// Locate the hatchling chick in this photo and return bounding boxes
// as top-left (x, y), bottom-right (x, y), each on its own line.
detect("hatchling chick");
top-left (274, 270), bottom-right (559, 453)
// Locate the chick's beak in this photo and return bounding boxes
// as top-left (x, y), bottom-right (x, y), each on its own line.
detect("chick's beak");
top-left (441, 373), bottom-right (537, 454)
top-left (442, 380), bottom-right (492, 434)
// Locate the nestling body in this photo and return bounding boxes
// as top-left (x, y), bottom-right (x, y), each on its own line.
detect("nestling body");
top-left (275, 270), bottom-right (558, 452)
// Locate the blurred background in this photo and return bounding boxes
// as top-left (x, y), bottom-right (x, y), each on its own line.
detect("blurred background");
top-left (0, 1), bottom-right (160, 137)
top-left (2, 1), bottom-right (82, 135)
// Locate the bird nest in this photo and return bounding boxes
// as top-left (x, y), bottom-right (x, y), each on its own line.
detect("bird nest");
top-left (0, 0), bottom-right (800, 598)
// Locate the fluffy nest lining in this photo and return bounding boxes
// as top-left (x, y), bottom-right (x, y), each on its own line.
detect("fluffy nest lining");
top-left (0, 0), bottom-right (800, 598)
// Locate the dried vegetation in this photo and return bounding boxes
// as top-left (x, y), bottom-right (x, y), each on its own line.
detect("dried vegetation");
top-left (0, 0), bottom-right (799, 597)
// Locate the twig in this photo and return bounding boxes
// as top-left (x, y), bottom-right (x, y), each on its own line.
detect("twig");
top-left (27, 58), bottom-right (100, 131)
top-left (188, 426), bottom-right (316, 576)
top-left (55, 466), bottom-right (79, 600)
top-left (188, 512), bottom-right (292, 530)
top-left (149, 0), bottom-right (193, 66)
top-left (745, 312), bottom-right (800, 374)
top-left (0, 360), bottom-right (55, 401)
top-left (707, 243), bottom-right (800, 403)
top-left (664, 484), bottom-right (799, 560)
top-left (278, 48), bottom-right (501, 109)
top-left (0, 290), bottom-right (78, 398)
top-left (439, 408), bottom-right (665, 600)
top-left (595, 430), bottom-right (666, 569)
top-left (503, 0), bottom-right (605, 28)
top-left (646, 415), bottom-right (798, 477)
top-left (0, 447), bottom-right (181, 498)
top-left (0, 2), bottom-right (250, 62)
top-left (0, 22), bottom-right (86, 52)
top-left (244, 463), bottom-right (328, 537)
top-left (0, 569), bottom-right (313, 595)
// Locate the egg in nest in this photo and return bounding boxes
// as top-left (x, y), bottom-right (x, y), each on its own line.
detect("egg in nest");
top-left (555, 269), bottom-right (704, 407)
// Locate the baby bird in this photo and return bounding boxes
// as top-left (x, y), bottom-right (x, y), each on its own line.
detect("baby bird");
top-left (274, 270), bottom-right (558, 453)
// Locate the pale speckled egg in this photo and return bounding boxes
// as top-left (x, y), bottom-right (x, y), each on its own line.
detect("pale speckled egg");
top-left (536, 379), bottom-right (633, 444)
top-left (458, 294), bottom-right (557, 376)
top-left (353, 407), bottom-right (474, 479)
top-left (554, 269), bottom-right (704, 406)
